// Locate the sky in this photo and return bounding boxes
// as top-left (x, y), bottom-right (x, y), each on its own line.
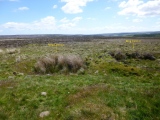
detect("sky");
top-left (0, 0), bottom-right (160, 35)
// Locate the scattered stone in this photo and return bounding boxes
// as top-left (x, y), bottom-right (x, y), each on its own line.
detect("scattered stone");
top-left (18, 73), bottom-right (24, 76)
top-left (95, 70), bottom-right (99, 74)
top-left (77, 68), bottom-right (85, 74)
top-left (39, 111), bottom-right (50, 118)
top-left (7, 87), bottom-right (14, 89)
top-left (8, 76), bottom-right (15, 79)
top-left (15, 56), bottom-right (21, 62)
top-left (41, 92), bottom-right (47, 96)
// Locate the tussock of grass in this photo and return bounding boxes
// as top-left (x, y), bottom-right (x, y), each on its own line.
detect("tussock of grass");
top-left (34, 54), bottom-right (85, 74)
top-left (6, 48), bottom-right (20, 54)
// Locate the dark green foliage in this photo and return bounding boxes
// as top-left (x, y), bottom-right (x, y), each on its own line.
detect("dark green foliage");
top-left (114, 51), bottom-right (126, 61)
top-left (109, 51), bottom-right (156, 61)
top-left (109, 50), bottom-right (127, 61)
top-left (142, 53), bottom-right (156, 60)
top-left (0, 112), bottom-right (8, 120)
top-left (126, 51), bottom-right (141, 59)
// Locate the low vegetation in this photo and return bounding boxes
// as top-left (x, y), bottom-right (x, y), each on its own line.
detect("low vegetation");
top-left (0, 38), bottom-right (160, 120)
top-left (34, 54), bottom-right (85, 74)
top-left (109, 50), bottom-right (156, 61)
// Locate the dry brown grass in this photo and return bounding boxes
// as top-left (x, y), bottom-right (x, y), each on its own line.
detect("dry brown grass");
top-left (6, 48), bottom-right (20, 54)
top-left (34, 54), bottom-right (85, 74)
top-left (67, 101), bottom-right (117, 120)
top-left (68, 84), bottom-right (108, 105)
top-left (67, 84), bottom-right (118, 120)
top-left (0, 80), bottom-right (17, 88)
top-left (66, 84), bottom-right (116, 120)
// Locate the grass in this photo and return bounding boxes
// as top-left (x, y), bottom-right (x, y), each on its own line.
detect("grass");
top-left (0, 39), bottom-right (160, 120)
top-left (34, 54), bottom-right (84, 74)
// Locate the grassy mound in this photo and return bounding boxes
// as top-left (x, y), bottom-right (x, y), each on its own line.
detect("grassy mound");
top-left (34, 54), bottom-right (85, 74)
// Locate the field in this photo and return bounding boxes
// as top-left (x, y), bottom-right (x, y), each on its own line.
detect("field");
top-left (0, 36), bottom-right (160, 120)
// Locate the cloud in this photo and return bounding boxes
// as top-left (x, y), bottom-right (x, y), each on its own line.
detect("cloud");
top-left (53, 5), bottom-right (57, 9)
top-left (61, 0), bottom-right (94, 14)
top-left (118, 0), bottom-right (160, 16)
top-left (125, 17), bottom-right (129, 20)
top-left (1, 16), bottom-right (83, 34)
top-left (107, 0), bottom-right (118, 2)
top-left (156, 20), bottom-right (160, 28)
top-left (156, 21), bottom-right (160, 25)
top-left (18, 7), bottom-right (29, 11)
top-left (72, 17), bottom-right (82, 22)
top-left (3, 22), bottom-right (28, 30)
top-left (132, 18), bottom-right (143, 23)
top-left (33, 16), bottom-right (56, 30)
top-left (89, 25), bottom-right (148, 33)
top-left (60, 17), bottom-right (70, 23)
top-left (105, 7), bottom-right (111, 10)
top-left (87, 17), bottom-right (96, 20)
top-left (59, 17), bottom-right (82, 30)
top-left (58, 23), bottom-right (75, 30)
top-left (2, 16), bottom-right (56, 31)
top-left (119, 0), bottom-right (143, 8)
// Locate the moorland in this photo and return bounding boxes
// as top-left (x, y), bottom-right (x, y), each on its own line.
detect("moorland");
top-left (0, 32), bottom-right (160, 120)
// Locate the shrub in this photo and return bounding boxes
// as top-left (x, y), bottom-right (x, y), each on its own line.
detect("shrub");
top-left (109, 51), bottom-right (126, 61)
top-left (126, 51), bottom-right (141, 59)
top-left (114, 51), bottom-right (126, 61)
top-left (34, 54), bottom-right (85, 74)
top-left (108, 51), bottom-right (115, 57)
top-left (109, 51), bottom-right (156, 61)
top-left (142, 53), bottom-right (156, 60)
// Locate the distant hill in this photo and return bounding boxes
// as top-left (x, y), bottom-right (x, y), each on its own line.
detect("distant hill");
top-left (97, 31), bottom-right (160, 37)
top-left (0, 31), bottom-right (160, 39)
